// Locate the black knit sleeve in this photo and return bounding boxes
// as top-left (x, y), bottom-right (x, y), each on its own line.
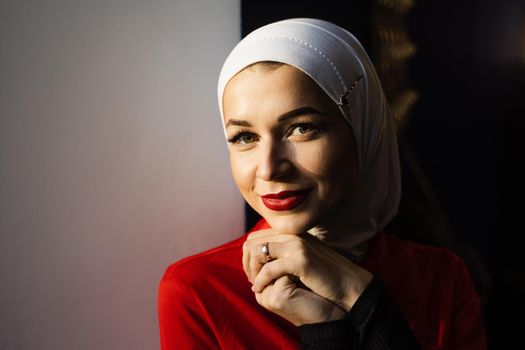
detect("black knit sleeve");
top-left (298, 277), bottom-right (422, 350)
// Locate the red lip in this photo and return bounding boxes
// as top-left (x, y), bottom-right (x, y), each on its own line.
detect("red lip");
top-left (260, 189), bottom-right (311, 211)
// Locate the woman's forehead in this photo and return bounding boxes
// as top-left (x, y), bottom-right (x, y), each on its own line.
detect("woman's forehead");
top-left (223, 64), bottom-right (332, 116)
top-left (222, 66), bottom-right (345, 132)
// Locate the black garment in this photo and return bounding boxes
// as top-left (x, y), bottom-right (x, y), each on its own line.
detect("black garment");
top-left (299, 277), bottom-right (422, 349)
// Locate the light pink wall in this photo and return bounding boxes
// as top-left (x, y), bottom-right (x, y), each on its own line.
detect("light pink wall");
top-left (0, 0), bottom-right (242, 348)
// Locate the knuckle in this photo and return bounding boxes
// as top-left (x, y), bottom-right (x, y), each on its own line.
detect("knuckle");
top-left (246, 244), bottom-right (257, 257)
top-left (250, 260), bottom-right (262, 277)
top-left (250, 245), bottom-right (260, 259)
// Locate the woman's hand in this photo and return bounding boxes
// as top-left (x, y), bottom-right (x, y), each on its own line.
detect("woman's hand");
top-left (254, 274), bottom-right (346, 326)
top-left (242, 229), bottom-right (373, 319)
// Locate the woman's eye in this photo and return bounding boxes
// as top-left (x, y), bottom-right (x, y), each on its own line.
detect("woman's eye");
top-left (228, 132), bottom-right (257, 145)
top-left (238, 134), bottom-right (256, 144)
top-left (290, 124), bottom-right (317, 136)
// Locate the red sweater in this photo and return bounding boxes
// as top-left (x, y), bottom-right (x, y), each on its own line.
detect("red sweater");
top-left (158, 220), bottom-right (486, 349)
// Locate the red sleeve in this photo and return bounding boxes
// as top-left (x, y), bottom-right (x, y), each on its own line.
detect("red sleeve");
top-left (158, 264), bottom-right (219, 349)
top-left (449, 254), bottom-right (487, 349)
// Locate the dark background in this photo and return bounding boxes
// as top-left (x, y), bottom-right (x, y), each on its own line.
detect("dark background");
top-left (242, 0), bottom-right (525, 347)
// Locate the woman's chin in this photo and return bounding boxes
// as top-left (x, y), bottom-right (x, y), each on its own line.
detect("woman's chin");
top-left (262, 215), bottom-right (314, 235)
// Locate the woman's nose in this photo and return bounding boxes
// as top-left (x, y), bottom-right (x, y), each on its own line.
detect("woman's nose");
top-left (255, 139), bottom-right (294, 181)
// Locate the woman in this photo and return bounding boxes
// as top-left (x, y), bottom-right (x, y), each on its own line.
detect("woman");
top-left (158, 18), bottom-right (485, 349)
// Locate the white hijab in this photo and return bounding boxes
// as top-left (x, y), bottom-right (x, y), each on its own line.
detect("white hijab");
top-left (217, 18), bottom-right (401, 251)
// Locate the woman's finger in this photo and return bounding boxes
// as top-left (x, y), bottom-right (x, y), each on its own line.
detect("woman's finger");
top-left (254, 275), bottom-right (346, 326)
top-left (245, 238), bottom-right (308, 284)
top-left (251, 257), bottom-right (299, 293)
top-left (248, 242), bottom-right (283, 283)
top-left (246, 228), bottom-right (277, 240)
top-left (254, 275), bottom-right (295, 313)
top-left (250, 240), bottom-right (306, 287)
top-left (242, 232), bottom-right (294, 278)
top-left (257, 240), bottom-right (295, 263)
top-left (249, 243), bottom-right (269, 283)
top-left (248, 237), bottom-right (302, 260)
top-left (243, 236), bottom-right (297, 281)
top-left (241, 239), bottom-right (252, 281)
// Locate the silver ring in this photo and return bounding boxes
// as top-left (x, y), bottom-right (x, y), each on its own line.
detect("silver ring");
top-left (261, 242), bottom-right (272, 262)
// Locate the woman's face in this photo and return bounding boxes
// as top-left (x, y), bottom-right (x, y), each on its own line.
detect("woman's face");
top-left (223, 63), bottom-right (358, 235)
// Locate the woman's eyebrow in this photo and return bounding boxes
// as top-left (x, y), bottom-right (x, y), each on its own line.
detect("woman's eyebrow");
top-left (277, 106), bottom-right (324, 122)
top-left (225, 106), bottom-right (323, 128)
top-left (225, 119), bottom-right (252, 128)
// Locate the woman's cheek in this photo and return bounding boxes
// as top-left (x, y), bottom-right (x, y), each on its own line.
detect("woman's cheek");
top-left (231, 154), bottom-right (254, 187)
top-left (294, 141), bottom-right (327, 174)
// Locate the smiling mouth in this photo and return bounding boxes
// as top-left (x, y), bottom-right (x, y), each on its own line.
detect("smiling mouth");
top-left (260, 189), bottom-right (312, 211)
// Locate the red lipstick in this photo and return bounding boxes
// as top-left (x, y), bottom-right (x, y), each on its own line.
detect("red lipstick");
top-left (260, 189), bottom-right (311, 211)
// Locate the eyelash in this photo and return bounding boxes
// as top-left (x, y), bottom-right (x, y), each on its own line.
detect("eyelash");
top-left (226, 121), bottom-right (321, 145)
top-left (288, 122), bottom-right (320, 136)
top-left (227, 129), bottom-right (256, 144)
